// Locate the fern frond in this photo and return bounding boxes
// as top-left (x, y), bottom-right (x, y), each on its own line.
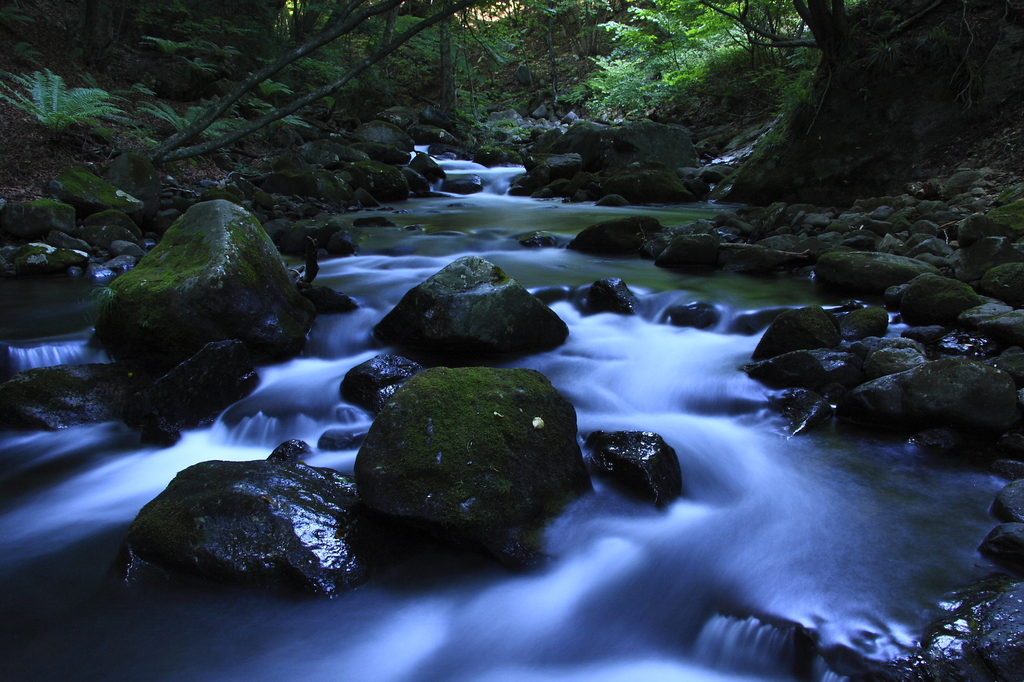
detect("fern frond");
top-left (0, 69), bottom-right (124, 137)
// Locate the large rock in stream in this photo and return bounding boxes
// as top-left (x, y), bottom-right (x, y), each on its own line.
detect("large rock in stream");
top-left (354, 366), bottom-right (592, 566)
top-left (374, 256), bottom-right (568, 355)
top-left (814, 252), bottom-right (940, 295)
top-left (95, 200), bottom-right (315, 372)
top-left (837, 358), bottom-right (1020, 436)
top-left (119, 458), bottom-right (421, 595)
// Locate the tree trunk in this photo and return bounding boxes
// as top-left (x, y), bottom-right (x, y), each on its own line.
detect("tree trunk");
top-left (793, 0), bottom-right (849, 65)
top-left (439, 13), bottom-right (455, 113)
top-left (76, 0), bottom-right (117, 66)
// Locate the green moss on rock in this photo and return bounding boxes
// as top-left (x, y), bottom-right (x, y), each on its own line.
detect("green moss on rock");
top-left (354, 366), bottom-right (591, 565)
top-left (47, 166), bottom-right (145, 222)
top-left (94, 200), bottom-right (315, 372)
top-left (988, 199), bottom-right (1024, 240)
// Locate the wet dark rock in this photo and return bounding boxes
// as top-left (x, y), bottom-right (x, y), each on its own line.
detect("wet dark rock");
top-left (601, 162), bottom-right (695, 205)
top-left (949, 236), bottom-right (1024, 283)
top-left (95, 201), bottom-right (316, 373)
top-left (268, 439), bottom-right (313, 463)
top-left (884, 283), bottom-right (909, 309)
top-left (814, 252), bottom-right (940, 295)
top-left (588, 277), bottom-right (638, 315)
top-left (441, 175), bottom-right (484, 195)
top-left (993, 459), bottom-right (1024, 481)
top-left (374, 256), bottom-right (568, 355)
top-left (746, 349), bottom-right (865, 392)
top-left (585, 430), bottom-right (682, 505)
top-left (993, 479), bottom-right (1024, 523)
top-left (517, 231), bottom-right (561, 248)
top-left (979, 311), bottom-right (1024, 349)
top-left (934, 330), bottom-right (1000, 358)
top-left (959, 303), bottom-right (1015, 330)
top-left (317, 429), bottom-right (365, 451)
top-left (900, 274), bottom-right (983, 326)
top-left (664, 301), bottom-right (719, 329)
top-left (352, 120), bottom-right (414, 151)
top-left (864, 346), bottom-right (927, 379)
top-left (768, 388), bottom-right (833, 435)
top-left (654, 233), bottom-right (720, 268)
top-left (595, 194), bottom-right (629, 207)
top-left (987, 349), bottom-right (1024, 388)
top-left (910, 427), bottom-right (966, 451)
top-left (716, 243), bottom-right (813, 274)
top-left (837, 358), bottom-right (1020, 436)
top-left (541, 120), bottom-right (698, 174)
top-left (839, 307), bottom-right (889, 341)
top-left (344, 161), bottom-right (410, 202)
top-left (567, 216), bottom-right (663, 255)
top-left (408, 153), bottom-right (446, 183)
top-left (342, 354), bottom-right (424, 414)
top-left (752, 306), bottom-right (841, 361)
top-left (979, 523), bottom-right (1024, 573)
top-left (119, 459), bottom-right (418, 595)
top-left (123, 340), bottom-right (259, 444)
top-left (1, 199), bottom-right (75, 240)
top-left (0, 363), bottom-right (149, 430)
top-left (354, 366), bottom-right (591, 566)
top-left (859, 577), bottom-right (1024, 682)
top-left (901, 325), bottom-right (950, 344)
top-left (260, 171), bottom-right (352, 203)
top-left (300, 286), bottom-right (358, 314)
top-left (47, 166), bottom-right (145, 222)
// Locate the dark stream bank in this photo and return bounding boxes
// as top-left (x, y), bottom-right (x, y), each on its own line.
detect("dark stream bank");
top-left (0, 175), bottom-right (1007, 682)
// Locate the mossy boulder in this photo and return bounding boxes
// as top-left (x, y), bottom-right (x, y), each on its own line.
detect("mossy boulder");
top-left (751, 306), bottom-right (841, 361)
top-left (988, 199), bottom-right (1024, 239)
top-left (900, 274), bottom-right (983, 326)
top-left (839, 306), bottom-right (889, 341)
top-left (949, 236), bottom-right (1024, 283)
top-left (0, 199), bottom-right (75, 240)
top-left (374, 256), bottom-right (568, 355)
top-left (601, 162), bottom-right (695, 205)
top-left (260, 170), bottom-right (352, 203)
top-left (276, 215), bottom-right (365, 256)
top-left (814, 251), bottom-right (941, 295)
top-left (12, 243), bottom-right (89, 276)
top-left (344, 161), bottom-right (410, 202)
top-left (354, 366), bottom-right (591, 565)
top-left (348, 142), bottom-right (411, 165)
top-left (94, 200), bottom-right (315, 372)
top-left (47, 166), bottom-right (146, 223)
top-left (567, 215), bottom-right (663, 255)
top-left (105, 153), bottom-right (162, 222)
top-left (978, 310), bottom-right (1024, 348)
top-left (837, 358), bottom-right (1020, 436)
top-left (352, 120), bottom-right (414, 151)
top-left (0, 363), bottom-right (149, 430)
top-left (119, 458), bottom-right (421, 595)
top-left (981, 262), bottom-right (1024, 306)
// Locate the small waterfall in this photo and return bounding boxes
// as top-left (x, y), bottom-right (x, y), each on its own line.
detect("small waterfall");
top-left (693, 614), bottom-right (847, 682)
top-left (1, 339), bottom-right (109, 380)
top-left (432, 158), bottom-right (524, 196)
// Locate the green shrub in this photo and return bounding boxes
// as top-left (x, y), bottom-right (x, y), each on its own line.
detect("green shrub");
top-left (0, 69), bottom-right (125, 138)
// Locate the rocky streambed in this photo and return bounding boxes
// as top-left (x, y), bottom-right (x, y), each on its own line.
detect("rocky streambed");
top-left (1, 121), bottom-right (1023, 682)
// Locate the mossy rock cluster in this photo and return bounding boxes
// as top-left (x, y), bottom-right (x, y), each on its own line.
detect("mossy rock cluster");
top-left (47, 166), bottom-right (146, 223)
top-left (344, 160), bottom-right (410, 202)
top-left (354, 366), bottom-right (592, 566)
top-left (95, 200), bottom-right (315, 372)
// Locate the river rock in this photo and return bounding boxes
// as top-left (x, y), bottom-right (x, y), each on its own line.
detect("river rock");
top-left (123, 340), bottom-right (259, 445)
top-left (959, 302), bottom-right (1016, 329)
top-left (47, 166), bottom-right (145, 223)
top-left (980, 262), bottom-right (1024, 307)
top-left (277, 216), bottom-right (364, 255)
top-left (837, 358), bottom-right (1020, 436)
top-left (768, 388), bottom-right (833, 435)
top-left (119, 459), bottom-right (415, 595)
top-left (601, 162), bottom-right (695, 205)
top-left (342, 354), bottom-right (424, 414)
top-left (296, 140), bottom-right (347, 169)
top-left (717, 243), bottom-right (814, 274)
top-left (988, 199), bottom-right (1024, 239)
top-left (751, 306), bottom-right (841, 361)
top-left (978, 310), bottom-right (1024, 348)
top-left (441, 175), bottom-right (483, 195)
top-left (353, 120), bottom-right (414, 151)
top-left (344, 160), bottom-right (410, 202)
top-left (408, 152), bottom-right (446, 183)
top-left (12, 243), bottom-right (89, 276)
top-left (654, 233), bottom-right (720, 268)
top-left (585, 430), bottom-right (682, 506)
top-left (746, 349), bottom-right (865, 392)
top-left (949, 236), bottom-right (1024, 283)
top-left (354, 366), bottom-right (592, 566)
top-left (105, 153), bottom-right (161, 222)
top-left (374, 256), bottom-right (568, 355)
top-left (899, 274), bottom-right (983, 326)
top-left (0, 363), bottom-right (148, 430)
top-left (839, 307), bottom-right (889, 341)
top-left (95, 200), bottom-right (315, 372)
top-left (861, 577), bottom-right (1024, 682)
top-left (664, 301), bottom-right (719, 329)
top-left (987, 348), bottom-right (1024, 388)
top-left (350, 142), bottom-right (412, 166)
top-left (300, 286), bottom-right (358, 314)
top-left (542, 120), bottom-right (699, 174)
top-left (1, 199), bottom-right (75, 240)
top-left (260, 170), bottom-right (352, 203)
top-left (814, 252), bottom-right (941, 295)
top-left (993, 479), bottom-right (1024, 523)
top-left (979, 523), bottom-right (1024, 573)
top-left (587, 277), bottom-right (639, 315)
top-left (864, 346), bottom-right (927, 380)
top-left (567, 216), bottom-right (662, 255)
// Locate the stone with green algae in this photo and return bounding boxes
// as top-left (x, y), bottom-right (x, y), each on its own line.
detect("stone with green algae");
top-left (12, 242), bottom-right (89, 276)
top-left (988, 199), bottom-right (1024, 240)
top-left (94, 200), bottom-right (315, 372)
top-left (47, 166), bottom-right (145, 223)
top-left (354, 366), bottom-right (591, 566)
top-left (0, 199), bottom-right (75, 240)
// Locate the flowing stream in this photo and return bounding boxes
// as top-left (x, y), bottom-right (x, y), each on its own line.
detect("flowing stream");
top-left (0, 168), bottom-right (1006, 682)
